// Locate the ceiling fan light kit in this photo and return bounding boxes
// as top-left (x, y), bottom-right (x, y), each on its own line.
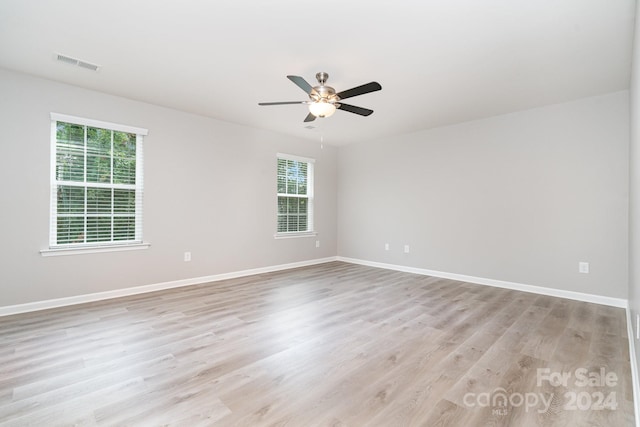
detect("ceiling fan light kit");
top-left (259, 72), bottom-right (382, 122)
top-left (308, 100), bottom-right (336, 118)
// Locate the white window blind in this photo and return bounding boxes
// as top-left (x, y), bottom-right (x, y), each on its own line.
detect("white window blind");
top-left (276, 153), bottom-right (314, 235)
top-left (49, 113), bottom-right (147, 249)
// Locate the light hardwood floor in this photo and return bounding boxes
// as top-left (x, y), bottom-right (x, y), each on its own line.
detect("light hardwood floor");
top-left (0, 261), bottom-right (634, 426)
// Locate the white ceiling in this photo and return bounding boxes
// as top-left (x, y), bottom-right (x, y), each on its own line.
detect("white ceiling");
top-left (0, 0), bottom-right (635, 146)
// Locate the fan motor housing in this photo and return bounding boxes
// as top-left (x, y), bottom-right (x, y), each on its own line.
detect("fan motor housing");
top-left (311, 85), bottom-right (337, 102)
top-left (310, 72), bottom-right (339, 103)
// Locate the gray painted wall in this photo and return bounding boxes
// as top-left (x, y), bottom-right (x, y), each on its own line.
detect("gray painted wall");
top-left (338, 92), bottom-right (629, 298)
top-left (0, 69), bottom-right (337, 306)
top-left (629, 0), bottom-right (640, 396)
top-left (0, 66), bottom-right (631, 308)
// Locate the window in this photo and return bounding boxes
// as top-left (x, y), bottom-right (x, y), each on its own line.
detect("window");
top-left (48, 113), bottom-right (147, 251)
top-left (276, 153), bottom-right (315, 236)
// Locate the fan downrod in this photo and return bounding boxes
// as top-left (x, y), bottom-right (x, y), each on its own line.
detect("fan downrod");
top-left (316, 72), bottom-right (329, 85)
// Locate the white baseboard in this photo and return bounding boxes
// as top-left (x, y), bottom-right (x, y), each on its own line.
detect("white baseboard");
top-left (625, 305), bottom-right (640, 427)
top-left (337, 256), bottom-right (627, 308)
top-left (1, 255), bottom-right (627, 313)
top-left (0, 256), bottom-right (338, 317)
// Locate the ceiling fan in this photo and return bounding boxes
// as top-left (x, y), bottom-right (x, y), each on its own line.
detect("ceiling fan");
top-left (258, 72), bottom-right (382, 122)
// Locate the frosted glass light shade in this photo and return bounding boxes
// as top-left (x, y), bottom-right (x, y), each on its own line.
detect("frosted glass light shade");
top-left (309, 101), bottom-right (336, 118)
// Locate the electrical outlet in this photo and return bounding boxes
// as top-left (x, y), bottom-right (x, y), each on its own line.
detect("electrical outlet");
top-left (404, 245), bottom-right (410, 254)
top-left (315, 240), bottom-right (320, 248)
top-left (578, 262), bottom-right (589, 274)
top-left (184, 251), bottom-right (191, 262)
top-left (384, 243), bottom-right (389, 251)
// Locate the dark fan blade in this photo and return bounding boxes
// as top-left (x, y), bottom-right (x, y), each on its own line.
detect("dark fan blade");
top-left (258, 101), bottom-right (307, 106)
top-left (287, 75), bottom-right (314, 94)
top-left (303, 112), bottom-right (316, 122)
top-left (336, 82), bottom-right (382, 100)
top-left (337, 103), bottom-right (374, 116)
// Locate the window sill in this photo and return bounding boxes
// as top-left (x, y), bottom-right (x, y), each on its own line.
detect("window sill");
top-left (40, 242), bottom-right (151, 257)
top-left (274, 231), bottom-right (317, 239)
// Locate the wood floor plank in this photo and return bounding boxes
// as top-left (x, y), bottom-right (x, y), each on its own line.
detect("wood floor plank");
top-left (0, 261), bottom-right (634, 426)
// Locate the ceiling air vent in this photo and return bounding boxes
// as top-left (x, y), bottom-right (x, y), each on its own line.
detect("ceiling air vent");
top-left (56, 54), bottom-right (78, 65)
top-left (55, 53), bottom-right (100, 72)
top-left (77, 61), bottom-right (99, 71)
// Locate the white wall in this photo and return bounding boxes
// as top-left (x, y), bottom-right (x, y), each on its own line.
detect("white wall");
top-left (338, 92), bottom-right (629, 298)
top-left (0, 68), bottom-right (338, 307)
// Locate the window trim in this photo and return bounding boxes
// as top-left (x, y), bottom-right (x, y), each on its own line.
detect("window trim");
top-left (45, 113), bottom-right (149, 255)
top-left (50, 113), bottom-right (149, 136)
top-left (40, 242), bottom-right (150, 257)
top-left (274, 153), bottom-right (316, 238)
